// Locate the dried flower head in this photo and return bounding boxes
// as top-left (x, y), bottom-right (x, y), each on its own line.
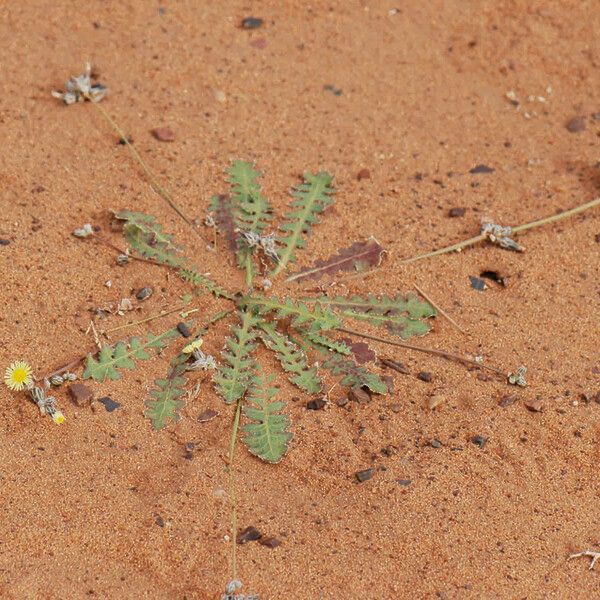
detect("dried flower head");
top-left (481, 222), bottom-right (524, 252)
top-left (52, 62), bottom-right (107, 105)
top-left (73, 223), bottom-right (94, 238)
top-left (187, 348), bottom-right (217, 371)
top-left (28, 385), bottom-right (66, 424)
top-left (4, 361), bottom-right (33, 391)
top-left (508, 365), bottom-right (527, 387)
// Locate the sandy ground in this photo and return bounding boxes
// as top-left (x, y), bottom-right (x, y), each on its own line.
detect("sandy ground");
top-left (0, 1), bottom-right (599, 598)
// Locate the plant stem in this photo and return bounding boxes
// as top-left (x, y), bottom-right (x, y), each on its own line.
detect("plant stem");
top-left (244, 254), bottom-right (253, 289)
top-left (104, 305), bottom-right (199, 334)
top-left (227, 398), bottom-right (243, 584)
top-left (336, 326), bottom-right (506, 376)
top-left (413, 284), bottom-right (466, 335)
top-left (89, 100), bottom-right (198, 231)
top-left (401, 196), bottom-right (600, 264)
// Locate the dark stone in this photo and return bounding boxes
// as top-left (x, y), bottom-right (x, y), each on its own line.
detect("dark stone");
top-left (498, 394), bottom-right (518, 407)
top-left (448, 207), bottom-right (466, 218)
top-left (176, 322), bottom-right (191, 337)
top-left (565, 116), bottom-right (586, 133)
top-left (417, 371), bottom-right (432, 382)
top-left (469, 164), bottom-right (495, 174)
top-left (136, 287), bottom-right (153, 301)
top-left (0, 239), bottom-right (10, 246)
top-left (335, 397), bottom-right (349, 407)
top-left (155, 515), bottom-right (165, 527)
top-left (355, 468), bottom-right (375, 483)
top-left (397, 479), bottom-right (412, 486)
top-left (471, 435), bottom-right (487, 448)
top-left (98, 396), bottom-right (121, 412)
top-left (323, 84), bottom-right (343, 96)
top-left (430, 439), bottom-right (442, 448)
top-left (69, 383), bottom-right (94, 406)
top-left (380, 358), bottom-right (410, 374)
top-left (118, 135), bottom-right (133, 145)
top-left (348, 386), bottom-right (371, 403)
top-left (197, 409), bottom-right (219, 423)
top-left (150, 127), bottom-right (175, 142)
top-left (241, 17), bottom-right (263, 29)
top-left (306, 398), bottom-right (326, 410)
top-left (259, 536), bottom-right (281, 549)
top-left (237, 526), bottom-right (262, 544)
top-left (469, 276), bottom-right (487, 291)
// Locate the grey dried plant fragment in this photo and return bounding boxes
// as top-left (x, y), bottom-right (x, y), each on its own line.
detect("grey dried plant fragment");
top-left (187, 348), bottom-right (217, 371)
top-left (480, 222), bottom-right (524, 252)
top-left (508, 365), bottom-right (527, 387)
top-left (52, 62), bottom-right (107, 105)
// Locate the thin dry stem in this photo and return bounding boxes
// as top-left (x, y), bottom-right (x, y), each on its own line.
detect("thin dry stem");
top-left (401, 197), bottom-right (600, 264)
top-left (89, 100), bottom-right (200, 234)
top-left (336, 326), bottom-right (506, 376)
top-left (414, 284), bottom-right (467, 335)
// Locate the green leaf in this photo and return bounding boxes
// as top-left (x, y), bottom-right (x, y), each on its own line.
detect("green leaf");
top-left (257, 322), bottom-right (322, 393)
top-left (213, 310), bottom-right (259, 403)
top-left (145, 353), bottom-right (188, 430)
top-left (115, 210), bottom-right (184, 267)
top-left (322, 355), bottom-right (388, 395)
top-left (312, 293), bottom-right (436, 339)
top-left (242, 375), bottom-right (292, 463)
top-left (272, 172), bottom-right (335, 276)
top-left (179, 268), bottom-right (234, 300)
top-left (299, 330), bottom-right (351, 355)
top-left (83, 327), bottom-right (181, 382)
top-left (242, 295), bottom-right (341, 332)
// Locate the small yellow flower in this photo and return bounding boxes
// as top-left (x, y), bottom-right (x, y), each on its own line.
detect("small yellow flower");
top-left (52, 411), bottom-right (66, 425)
top-left (4, 361), bottom-right (33, 391)
top-left (182, 339), bottom-right (203, 354)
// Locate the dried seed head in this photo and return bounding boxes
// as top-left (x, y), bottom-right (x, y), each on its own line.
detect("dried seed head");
top-left (73, 223), bottom-right (94, 238)
top-left (62, 372), bottom-right (77, 382)
top-left (116, 253), bottom-right (129, 266)
top-left (52, 63), bottom-right (108, 105)
top-left (481, 222), bottom-right (524, 252)
top-left (50, 375), bottom-right (64, 386)
top-left (508, 365), bottom-right (527, 387)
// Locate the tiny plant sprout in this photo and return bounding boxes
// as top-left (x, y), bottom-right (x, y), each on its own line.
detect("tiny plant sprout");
top-left (51, 62), bottom-right (107, 105)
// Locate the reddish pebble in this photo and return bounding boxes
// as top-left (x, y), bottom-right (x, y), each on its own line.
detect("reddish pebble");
top-left (357, 168), bottom-right (371, 181)
top-left (151, 127), bottom-right (175, 142)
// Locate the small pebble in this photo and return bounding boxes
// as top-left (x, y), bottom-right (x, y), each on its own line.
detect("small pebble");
top-left (348, 386), bottom-right (371, 403)
top-left (427, 394), bottom-right (445, 410)
top-left (237, 526), bottom-right (262, 544)
top-left (380, 358), bottom-right (410, 375)
top-left (469, 276), bottom-right (487, 291)
top-left (177, 322), bottom-right (192, 338)
top-left (565, 116), bottom-right (586, 133)
top-left (469, 164), bottom-right (495, 174)
top-left (389, 403), bottom-right (402, 413)
top-left (524, 398), bottom-right (543, 412)
top-left (98, 396), bottom-right (121, 412)
top-left (118, 135), bottom-right (133, 145)
top-left (0, 239), bottom-right (10, 246)
top-left (498, 394), bottom-right (518, 407)
top-left (417, 371), bottom-right (432, 382)
top-left (197, 409), bottom-right (219, 423)
top-left (335, 397), bottom-right (349, 407)
top-left (151, 127), bottom-right (175, 142)
top-left (397, 479), bottom-right (412, 487)
top-left (258, 536), bottom-right (281, 549)
top-left (592, 112), bottom-right (600, 121)
top-left (136, 287), bottom-right (153, 301)
top-left (213, 89), bottom-right (226, 103)
top-left (448, 207), bottom-right (466, 217)
top-left (69, 383), bottom-right (94, 407)
top-left (430, 439), bottom-right (442, 448)
top-left (306, 398), bottom-right (326, 410)
top-left (155, 515), bottom-right (165, 527)
top-left (355, 468), bottom-right (374, 483)
top-left (471, 435), bottom-right (487, 448)
top-left (241, 16), bottom-right (263, 29)
top-left (356, 168), bottom-right (371, 181)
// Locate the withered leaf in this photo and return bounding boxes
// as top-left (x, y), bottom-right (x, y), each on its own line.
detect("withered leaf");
top-left (210, 194), bottom-right (238, 252)
top-left (286, 237), bottom-right (384, 282)
top-left (340, 337), bottom-right (377, 364)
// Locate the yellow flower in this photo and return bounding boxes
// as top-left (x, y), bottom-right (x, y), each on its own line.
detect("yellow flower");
top-left (182, 339), bottom-right (203, 354)
top-left (51, 411), bottom-right (66, 425)
top-left (4, 361), bottom-right (33, 391)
